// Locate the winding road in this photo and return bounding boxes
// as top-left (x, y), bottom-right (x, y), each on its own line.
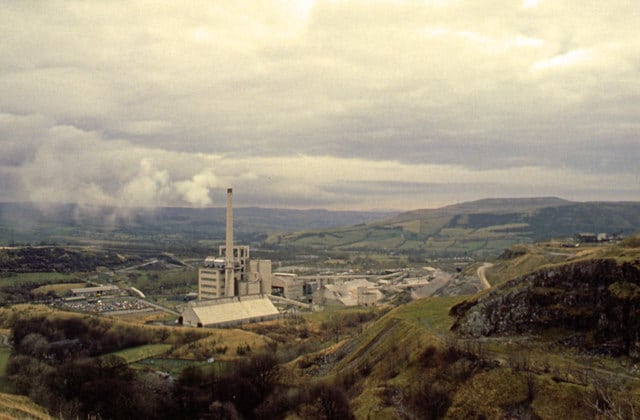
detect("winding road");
top-left (477, 262), bottom-right (494, 290)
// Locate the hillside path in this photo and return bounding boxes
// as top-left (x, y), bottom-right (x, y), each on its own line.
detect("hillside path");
top-left (477, 263), bottom-right (494, 290)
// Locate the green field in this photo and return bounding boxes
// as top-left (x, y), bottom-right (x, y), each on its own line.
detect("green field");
top-left (107, 344), bottom-right (173, 364)
top-left (0, 272), bottom-right (79, 287)
top-left (133, 357), bottom-right (228, 377)
top-left (0, 344), bottom-right (11, 393)
top-left (393, 295), bottom-right (469, 334)
top-left (303, 305), bottom-right (383, 323)
top-left (119, 267), bottom-right (197, 297)
top-left (0, 346), bottom-right (9, 372)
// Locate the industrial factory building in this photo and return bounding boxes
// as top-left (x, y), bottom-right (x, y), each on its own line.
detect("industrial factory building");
top-left (312, 279), bottom-right (382, 306)
top-left (71, 285), bottom-right (120, 298)
top-left (272, 272), bottom-right (384, 306)
top-left (181, 295), bottom-right (279, 328)
top-left (199, 248), bottom-right (272, 300)
top-left (181, 188), bottom-right (279, 328)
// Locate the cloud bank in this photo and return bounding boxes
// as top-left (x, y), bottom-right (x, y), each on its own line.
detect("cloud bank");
top-left (0, 0), bottom-right (638, 210)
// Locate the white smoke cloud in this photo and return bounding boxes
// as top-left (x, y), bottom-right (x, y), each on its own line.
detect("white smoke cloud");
top-left (6, 121), bottom-right (223, 210)
top-left (120, 158), bottom-right (172, 206)
top-left (175, 169), bottom-right (219, 207)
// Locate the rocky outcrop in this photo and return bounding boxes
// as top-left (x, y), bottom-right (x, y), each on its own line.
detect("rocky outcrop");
top-left (450, 259), bottom-right (640, 356)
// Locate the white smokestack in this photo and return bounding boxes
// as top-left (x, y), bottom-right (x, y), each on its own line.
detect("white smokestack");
top-left (225, 188), bottom-right (235, 296)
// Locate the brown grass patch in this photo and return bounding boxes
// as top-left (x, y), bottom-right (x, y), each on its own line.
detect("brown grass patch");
top-left (0, 392), bottom-right (52, 420)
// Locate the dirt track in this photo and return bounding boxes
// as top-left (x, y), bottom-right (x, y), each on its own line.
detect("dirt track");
top-left (476, 262), bottom-right (494, 290)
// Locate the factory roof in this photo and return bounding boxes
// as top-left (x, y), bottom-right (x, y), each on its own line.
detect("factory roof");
top-left (182, 295), bottom-right (279, 327)
top-left (71, 285), bottom-right (119, 295)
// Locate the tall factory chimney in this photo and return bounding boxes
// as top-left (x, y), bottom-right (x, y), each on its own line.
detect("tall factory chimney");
top-left (225, 188), bottom-right (235, 296)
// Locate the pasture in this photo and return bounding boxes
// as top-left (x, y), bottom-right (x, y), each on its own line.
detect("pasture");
top-left (107, 343), bottom-right (173, 364)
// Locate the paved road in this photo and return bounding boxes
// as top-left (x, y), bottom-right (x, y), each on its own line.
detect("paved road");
top-left (477, 262), bottom-right (494, 290)
top-left (141, 299), bottom-right (180, 316)
top-left (117, 259), bottom-right (159, 272)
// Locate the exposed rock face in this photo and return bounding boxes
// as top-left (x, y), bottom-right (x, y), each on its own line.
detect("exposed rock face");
top-left (450, 259), bottom-right (640, 356)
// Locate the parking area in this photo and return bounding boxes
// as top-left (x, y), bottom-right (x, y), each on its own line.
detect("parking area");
top-left (59, 297), bottom-right (155, 314)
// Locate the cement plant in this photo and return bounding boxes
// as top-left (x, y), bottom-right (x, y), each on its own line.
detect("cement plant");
top-left (177, 188), bottom-right (489, 330)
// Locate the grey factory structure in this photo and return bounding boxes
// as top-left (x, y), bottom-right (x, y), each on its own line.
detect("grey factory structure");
top-left (180, 189), bottom-right (279, 328)
top-left (181, 188), bottom-right (395, 328)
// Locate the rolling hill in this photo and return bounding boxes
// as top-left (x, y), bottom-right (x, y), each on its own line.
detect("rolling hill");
top-left (0, 202), bottom-right (393, 251)
top-left (265, 198), bottom-right (640, 258)
top-left (2, 198), bottom-right (639, 259)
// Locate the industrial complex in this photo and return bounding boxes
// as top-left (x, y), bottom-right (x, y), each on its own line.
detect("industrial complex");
top-left (180, 188), bottom-right (469, 328)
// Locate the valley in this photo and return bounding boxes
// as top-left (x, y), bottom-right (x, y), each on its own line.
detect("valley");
top-left (0, 199), bottom-right (639, 418)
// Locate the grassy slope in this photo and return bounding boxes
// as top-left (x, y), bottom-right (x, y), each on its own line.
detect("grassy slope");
top-left (335, 296), bottom-right (637, 418)
top-left (0, 393), bottom-right (52, 420)
top-left (328, 297), bottom-right (465, 417)
top-left (169, 328), bottom-right (273, 361)
top-left (0, 272), bottom-right (79, 288)
top-left (0, 346), bottom-right (10, 394)
top-left (107, 344), bottom-right (173, 364)
top-left (336, 300), bottom-right (535, 418)
top-left (318, 238), bottom-right (640, 418)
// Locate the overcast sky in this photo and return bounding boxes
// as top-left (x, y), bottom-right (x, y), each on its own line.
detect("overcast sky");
top-left (1, 0), bottom-right (638, 211)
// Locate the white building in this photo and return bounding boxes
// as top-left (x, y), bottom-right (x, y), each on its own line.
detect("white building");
top-left (182, 295), bottom-right (279, 328)
top-left (198, 246), bottom-right (272, 300)
top-left (313, 279), bottom-right (383, 307)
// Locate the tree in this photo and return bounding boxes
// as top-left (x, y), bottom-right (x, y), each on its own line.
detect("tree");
top-left (236, 352), bottom-right (281, 397)
top-left (18, 333), bottom-right (49, 358)
top-left (301, 382), bottom-right (354, 420)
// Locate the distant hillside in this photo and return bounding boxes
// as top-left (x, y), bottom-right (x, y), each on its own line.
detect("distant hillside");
top-left (0, 202), bottom-right (394, 250)
top-left (3, 199), bottom-right (639, 258)
top-left (0, 247), bottom-right (141, 273)
top-left (265, 198), bottom-right (640, 258)
top-left (387, 197), bottom-right (572, 223)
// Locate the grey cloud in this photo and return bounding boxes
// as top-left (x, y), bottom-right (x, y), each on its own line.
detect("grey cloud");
top-left (0, 1), bottom-right (638, 210)
top-left (0, 121), bottom-right (222, 207)
top-left (0, 113), bottom-right (51, 165)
